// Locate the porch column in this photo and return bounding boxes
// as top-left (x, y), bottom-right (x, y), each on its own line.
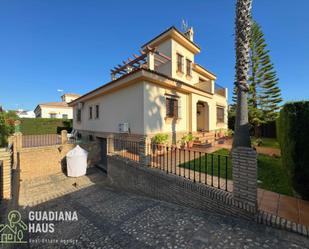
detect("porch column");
top-left (232, 147), bottom-right (258, 214)
top-left (189, 95), bottom-right (197, 132)
top-left (147, 52), bottom-right (155, 70)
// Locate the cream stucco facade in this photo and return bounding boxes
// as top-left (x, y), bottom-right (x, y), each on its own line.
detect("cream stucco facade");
top-left (70, 26), bottom-right (228, 143)
top-left (35, 93), bottom-right (80, 119)
top-left (35, 105), bottom-right (73, 119)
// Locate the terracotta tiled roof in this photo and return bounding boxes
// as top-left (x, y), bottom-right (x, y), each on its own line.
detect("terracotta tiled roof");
top-left (62, 93), bottom-right (81, 97)
top-left (39, 102), bottom-right (69, 107)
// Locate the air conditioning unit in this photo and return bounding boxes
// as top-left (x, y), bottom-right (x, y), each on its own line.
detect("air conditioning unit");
top-left (119, 123), bottom-right (129, 133)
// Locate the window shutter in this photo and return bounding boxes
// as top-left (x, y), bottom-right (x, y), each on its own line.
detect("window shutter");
top-left (174, 99), bottom-right (178, 118)
top-left (166, 98), bottom-right (170, 117)
top-left (178, 97), bottom-right (182, 118)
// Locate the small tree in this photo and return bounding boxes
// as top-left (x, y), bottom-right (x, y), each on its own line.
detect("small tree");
top-left (0, 110), bottom-right (18, 147)
top-left (232, 21), bottom-right (282, 137)
top-left (249, 21), bottom-right (282, 134)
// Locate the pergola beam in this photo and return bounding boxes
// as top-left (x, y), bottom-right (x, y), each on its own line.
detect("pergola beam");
top-left (111, 46), bottom-right (170, 78)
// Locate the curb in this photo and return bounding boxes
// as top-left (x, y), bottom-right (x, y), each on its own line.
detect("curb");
top-left (256, 210), bottom-right (309, 237)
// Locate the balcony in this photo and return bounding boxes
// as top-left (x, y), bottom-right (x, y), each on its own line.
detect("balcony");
top-left (215, 83), bottom-right (227, 98)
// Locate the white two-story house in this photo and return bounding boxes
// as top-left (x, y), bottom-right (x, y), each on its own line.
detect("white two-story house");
top-left (69, 26), bottom-right (228, 145)
top-left (35, 93), bottom-right (81, 119)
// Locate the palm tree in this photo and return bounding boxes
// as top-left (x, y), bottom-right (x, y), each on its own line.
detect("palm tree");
top-left (232, 0), bottom-right (252, 148)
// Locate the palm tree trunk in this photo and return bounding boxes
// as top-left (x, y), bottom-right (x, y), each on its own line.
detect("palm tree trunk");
top-left (233, 0), bottom-right (252, 148)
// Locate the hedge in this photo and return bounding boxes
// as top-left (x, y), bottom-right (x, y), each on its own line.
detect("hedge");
top-left (277, 101), bottom-right (309, 200)
top-left (20, 118), bottom-right (72, 135)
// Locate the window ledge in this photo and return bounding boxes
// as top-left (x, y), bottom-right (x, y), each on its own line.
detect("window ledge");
top-left (165, 116), bottom-right (181, 122)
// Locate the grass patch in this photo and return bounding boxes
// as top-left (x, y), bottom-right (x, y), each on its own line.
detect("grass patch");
top-left (179, 148), bottom-right (293, 196)
top-left (179, 149), bottom-right (232, 180)
top-left (258, 154), bottom-right (293, 196)
top-left (251, 137), bottom-right (279, 149)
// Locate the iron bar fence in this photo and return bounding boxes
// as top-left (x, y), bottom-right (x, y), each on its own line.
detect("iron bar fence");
top-left (107, 138), bottom-right (232, 192)
top-left (22, 134), bottom-right (61, 148)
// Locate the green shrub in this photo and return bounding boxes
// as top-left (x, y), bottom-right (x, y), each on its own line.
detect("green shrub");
top-left (0, 111), bottom-right (18, 147)
top-left (151, 133), bottom-right (168, 144)
top-left (182, 133), bottom-right (195, 142)
top-left (277, 101), bottom-right (309, 200)
top-left (228, 110), bottom-right (235, 131)
top-left (20, 118), bottom-right (72, 135)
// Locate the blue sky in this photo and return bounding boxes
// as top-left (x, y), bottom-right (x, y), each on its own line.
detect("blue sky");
top-left (0, 0), bottom-right (308, 110)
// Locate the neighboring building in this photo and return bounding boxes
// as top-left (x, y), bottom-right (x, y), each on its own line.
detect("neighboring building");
top-left (16, 109), bottom-right (36, 118)
top-left (69, 26), bottom-right (228, 144)
top-left (35, 93), bottom-right (80, 119)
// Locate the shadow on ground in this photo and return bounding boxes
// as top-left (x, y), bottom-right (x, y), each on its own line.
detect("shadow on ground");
top-left (2, 167), bottom-right (309, 249)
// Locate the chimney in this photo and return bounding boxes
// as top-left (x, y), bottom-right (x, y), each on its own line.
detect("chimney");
top-left (184, 27), bottom-right (194, 42)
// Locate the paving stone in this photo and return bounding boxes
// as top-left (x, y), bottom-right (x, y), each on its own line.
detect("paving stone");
top-left (8, 167), bottom-right (309, 249)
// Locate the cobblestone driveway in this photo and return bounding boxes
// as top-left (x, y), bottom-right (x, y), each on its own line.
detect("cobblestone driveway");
top-left (10, 169), bottom-right (309, 249)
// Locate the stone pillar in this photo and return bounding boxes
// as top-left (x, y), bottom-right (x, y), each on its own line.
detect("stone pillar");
top-left (0, 150), bottom-right (12, 199)
top-left (107, 136), bottom-right (114, 155)
top-left (139, 136), bottom-right (150, 166)
top-left (13, 133), bottom-right (22, 165)
top-left (61, 130), bottom-right (68, 144)
top-left (232, 146), bottom-right (257, 213)
top-left (15, 133), bottom-right (22, 150)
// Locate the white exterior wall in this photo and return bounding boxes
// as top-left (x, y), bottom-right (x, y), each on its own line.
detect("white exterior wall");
top-left (156, 38), bottom-right (214, 94)
top-left (189, 93), bottom-right (228, 132)
top-left (213, 93), bottom-right (228, 129)
top-left (73, 81), bottom-right (227, 136)
top-left (156, 40), bottom-right (172, 76)
top-left (171, 40), bottom-right (195, 84)
top-left (39, 107), bottom-right (73, 119)
top-left (143, 81), bottom-right (189, 135)
top-left (72, 31), bottom-right (228, 136)
top-left (73, 83), bottom-right (144, 134)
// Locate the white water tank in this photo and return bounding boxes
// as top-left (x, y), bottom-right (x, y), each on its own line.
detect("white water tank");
top-left (66, 145), bottom-right (88, 177)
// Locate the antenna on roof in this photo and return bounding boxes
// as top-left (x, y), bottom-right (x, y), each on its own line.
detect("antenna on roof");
top-left (181, 19), bottom-right (189, 32)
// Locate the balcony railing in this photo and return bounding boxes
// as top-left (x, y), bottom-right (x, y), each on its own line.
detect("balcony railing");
top-left (215, 83), bottom-right (226, 97)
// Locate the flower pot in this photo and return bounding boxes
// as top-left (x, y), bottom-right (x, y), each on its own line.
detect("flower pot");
top-left (153, 144), bottom-right (165, 155)
top-left (187, 141), bottom-right (194, 148)
top-left (219, 131), bottom-right (225, 138)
